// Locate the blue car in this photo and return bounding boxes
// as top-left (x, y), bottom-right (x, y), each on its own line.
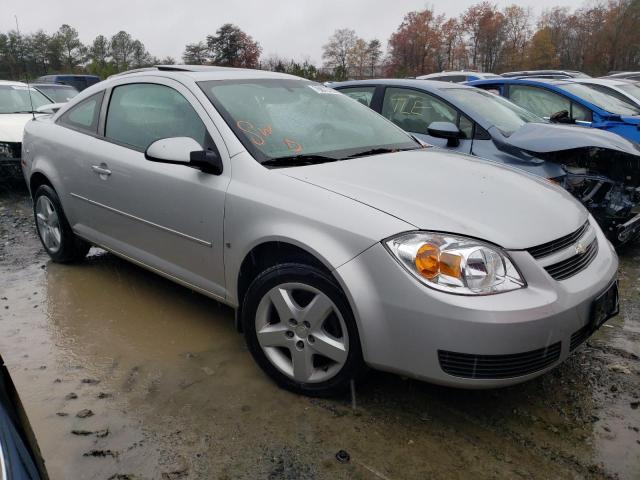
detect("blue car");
top-left (467, 78), bottom-right (640, 143)
top-left (331, 79), bottom-right (640, 243)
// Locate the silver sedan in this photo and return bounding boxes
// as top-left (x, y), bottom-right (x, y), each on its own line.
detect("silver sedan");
top-left (21, 66), bottom-right (619, 395)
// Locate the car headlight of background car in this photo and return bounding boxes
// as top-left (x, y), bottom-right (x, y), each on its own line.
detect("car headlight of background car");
top-left (385, 232), bottom-right (526, 295)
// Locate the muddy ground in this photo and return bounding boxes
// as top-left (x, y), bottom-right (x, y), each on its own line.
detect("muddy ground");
top-left (0, 179), bottom-right (639, 480)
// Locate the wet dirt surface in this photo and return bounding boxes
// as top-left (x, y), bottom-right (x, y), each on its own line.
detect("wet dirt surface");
top-left (1, 179), bottom-right (639, 479)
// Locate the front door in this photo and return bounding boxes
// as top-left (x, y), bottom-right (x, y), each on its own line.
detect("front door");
top-left (78, 79), bottom-right (230, 298)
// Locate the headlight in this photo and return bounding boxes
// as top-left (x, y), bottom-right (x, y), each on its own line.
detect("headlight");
top-left (384, 232), bottom-right (525, 295)
top-left (0, 142), bottom-right (12, 159)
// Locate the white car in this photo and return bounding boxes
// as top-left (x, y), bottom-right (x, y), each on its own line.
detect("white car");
top-left (0, 80), bottom-right (56, 172)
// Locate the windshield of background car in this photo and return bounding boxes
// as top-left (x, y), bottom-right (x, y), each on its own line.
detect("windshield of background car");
top-left (39, 86), bottom-right (78, 102)
top-left (198, 79), bottom-right (418, 162)
top-left (446, 88), bottom-right (545, 136)
top-left (559, 83), bottom-right (640, 116)
top-left (618, 82), bottom-right (640, 100)
top-left (0, 85), bottom-right (52, 113)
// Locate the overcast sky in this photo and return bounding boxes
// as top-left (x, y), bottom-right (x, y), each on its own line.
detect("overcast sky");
top-left (3, 0), bottom-right (586, 64)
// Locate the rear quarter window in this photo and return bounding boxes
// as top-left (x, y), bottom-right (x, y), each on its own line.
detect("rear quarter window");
top-left (57, 91), bottom-right (104, 134)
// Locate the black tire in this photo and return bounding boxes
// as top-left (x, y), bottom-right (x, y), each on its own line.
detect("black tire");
top-left (33, 185), bottom-right (90, 263)
top-left (242, 263), bottom-right (367, 396)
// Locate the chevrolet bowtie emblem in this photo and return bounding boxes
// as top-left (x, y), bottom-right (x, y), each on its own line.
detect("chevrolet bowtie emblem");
top-left (575, 242), bottom-right (587, 255)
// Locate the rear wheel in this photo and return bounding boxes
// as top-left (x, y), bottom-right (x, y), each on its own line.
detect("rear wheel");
top-left (33, 185), bottom-right (90, 263)
top-left (242, 263), bottom-right (366, 396)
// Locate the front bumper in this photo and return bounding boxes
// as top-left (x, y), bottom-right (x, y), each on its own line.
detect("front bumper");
top-left (335, 224), bottom-right (618, 388)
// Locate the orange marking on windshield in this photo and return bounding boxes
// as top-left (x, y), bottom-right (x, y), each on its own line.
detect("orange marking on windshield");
top-left (237, 121), bottom-right (276, 146)
top-left (283, 138), bottom-right (303, 153)
top-left (237, 120), bottom-right (266, 146)
top-left (259, 126), bottom-right (272, 137)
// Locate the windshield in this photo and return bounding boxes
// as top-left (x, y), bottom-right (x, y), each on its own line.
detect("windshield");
top-left (198, 79), bottom-right (418, 164)
top-left (618, 82), bottom-right (640, 100)
top-left (446, 88), bottom-right (545, 136)
top-left (558, 83), bottom-right (640, 116)
top-left (0, 85), bottom-right (52, 113)
top-left (37, 85), bottom-right (78, 103)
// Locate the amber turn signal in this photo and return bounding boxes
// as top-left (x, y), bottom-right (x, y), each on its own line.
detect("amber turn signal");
top-left (415, 243), bottom-right (462, 280)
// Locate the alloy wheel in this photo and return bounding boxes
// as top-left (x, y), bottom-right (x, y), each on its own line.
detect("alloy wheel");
top-left (254, 282), bottom-right (349, 383)
top-left (35, 195), bottom-right (62, 254)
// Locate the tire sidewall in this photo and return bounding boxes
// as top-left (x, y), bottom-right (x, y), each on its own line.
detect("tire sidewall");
top-left (242, 263), bottom-right (364, 396)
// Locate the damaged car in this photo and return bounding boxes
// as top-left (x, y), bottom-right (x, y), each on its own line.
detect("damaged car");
top-left (0, 81), bottom-right (59, 177)
top-left (332, 79), bottom-right (640, 244)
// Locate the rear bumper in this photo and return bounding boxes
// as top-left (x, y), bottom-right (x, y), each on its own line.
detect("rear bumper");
top-left (335, 225), bottom-right (618, 388)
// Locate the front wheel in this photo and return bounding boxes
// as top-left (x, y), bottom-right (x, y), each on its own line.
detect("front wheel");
top-left (33, 185), bottom-right (90, 263)
top-left (242, 263), bottom-right (366, 396)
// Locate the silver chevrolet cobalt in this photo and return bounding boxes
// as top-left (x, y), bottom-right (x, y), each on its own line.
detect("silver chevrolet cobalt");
top-left (22, 66), bottom-right (619, 395)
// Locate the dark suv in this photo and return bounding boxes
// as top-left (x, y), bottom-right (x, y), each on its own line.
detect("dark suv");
top-left (36, 74), bottom-right (101, 92)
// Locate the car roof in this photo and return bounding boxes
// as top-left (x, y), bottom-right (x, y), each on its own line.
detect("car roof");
top-left (572, 78), bottom-right (630, 87)
top-left (0, 80), bottom-right (28, 87)
top-left (469, 77), bottom-right (572, 86)
top-left (331, 78), bottom-right (473, 90)
top-left (501, 69), bottom-right (585, 77)
top-left (416, 71), bottom-right (498, 79)
top-left (107, 65), bottom-right (302, 83)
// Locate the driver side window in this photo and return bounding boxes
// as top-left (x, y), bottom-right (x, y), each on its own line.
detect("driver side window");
top-left (105, 83), bottom-right (207, 151)
top-left (508, 85), bottom-right (570, 119)
top-left (381, 88), bottom-right (472, 138)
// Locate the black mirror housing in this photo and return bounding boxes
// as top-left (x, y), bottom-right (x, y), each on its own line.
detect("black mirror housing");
top-left (427, 121), bottom-right (462, 147)
top-left (190, 149), bottom-right (223, 175)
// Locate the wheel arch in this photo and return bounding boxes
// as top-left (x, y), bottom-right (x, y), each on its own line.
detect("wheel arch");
top-left (234, 240), bottom-right (339, 332)
top-left (29, 171), bottom-right (54, 198)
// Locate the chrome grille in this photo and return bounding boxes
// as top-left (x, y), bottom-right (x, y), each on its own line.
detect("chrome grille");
top-left (544, 238), bottom-right (598, 281)
top-left (526, 221), bottom-right (589, 259)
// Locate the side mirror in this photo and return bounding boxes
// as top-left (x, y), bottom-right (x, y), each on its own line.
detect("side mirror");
top-left (35, 103), bottom-right (65, 114)
top-left (145, 137), bottom-right (223, 175)
top-left (427, 121), bottom-right (461, 147)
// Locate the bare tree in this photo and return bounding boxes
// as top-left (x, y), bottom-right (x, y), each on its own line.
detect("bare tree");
top-left (322, 28), bottom-right (357, 80)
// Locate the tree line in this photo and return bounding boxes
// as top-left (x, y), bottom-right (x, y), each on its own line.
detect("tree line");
top-left (0, 24), bottom-right (177, 80)
top-left (0, 0), bottom-right (638, 82)
top-left (380, 0), bottom-right (640, 78)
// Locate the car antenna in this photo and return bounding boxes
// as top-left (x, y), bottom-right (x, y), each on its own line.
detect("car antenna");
top-left (15, 15), bottom-right (35, 120)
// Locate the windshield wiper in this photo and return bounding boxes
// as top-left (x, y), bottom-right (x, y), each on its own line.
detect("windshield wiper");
top-left (262, 154), bottom-right (339, 168)
top-left (5, 110), bottom-right (35, 114)
top-left (345, 147), bottom-right (419, 159)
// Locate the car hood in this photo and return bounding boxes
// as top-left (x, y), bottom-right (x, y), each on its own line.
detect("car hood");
top-left (0, 114), bottom-right (34, 142)
top-left (282, 149), bottom-right (587, 250)
top-left (499, 122), bottom-right (640, 155)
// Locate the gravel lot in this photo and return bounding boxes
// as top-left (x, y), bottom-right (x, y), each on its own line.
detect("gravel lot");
top-left (1, 178), bottom-right (639, 479)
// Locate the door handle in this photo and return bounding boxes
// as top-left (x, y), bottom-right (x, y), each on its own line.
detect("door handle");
top-left (91, 165), bottom-right (112, 176)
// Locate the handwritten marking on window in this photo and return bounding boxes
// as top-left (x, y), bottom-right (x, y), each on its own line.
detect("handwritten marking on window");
top-left (237, 120), bottom-right (273, 146)
top-left (283, 138), bottom-right (303, 153)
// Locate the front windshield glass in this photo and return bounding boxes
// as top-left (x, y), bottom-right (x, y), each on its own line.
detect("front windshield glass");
top-left (558, 83), bottom-right (640, 116)
top-left (446, 88), bottom-right (545, 136)
top-left (0, 85), bottom-right (52, 113)
top-left (38, 86), bottom-right (78, 103)
top-left (618, 82), bottom-right (640, 100)
top-left (198, 79), bottom-right (418, 163)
